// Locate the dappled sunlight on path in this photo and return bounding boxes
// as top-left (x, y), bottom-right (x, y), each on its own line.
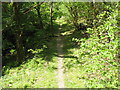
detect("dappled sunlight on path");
top-left (56, 25), bottom-right (65, 88)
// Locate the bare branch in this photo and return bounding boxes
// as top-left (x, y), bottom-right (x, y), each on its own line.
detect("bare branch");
top-left (23, 1), bottom-right (45, 14)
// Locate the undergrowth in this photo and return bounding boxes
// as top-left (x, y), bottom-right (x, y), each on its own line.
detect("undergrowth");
top-left (63, 9), bottom-right (119, 88)
top-left (0, 57), bottom-right (58, 88)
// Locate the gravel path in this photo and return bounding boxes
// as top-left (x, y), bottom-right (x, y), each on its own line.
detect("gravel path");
top-left (56, 25), bottom-right (65, 88)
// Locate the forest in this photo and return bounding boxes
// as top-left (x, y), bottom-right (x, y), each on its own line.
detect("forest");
top-left (0, 1), bottom-right (120, 88)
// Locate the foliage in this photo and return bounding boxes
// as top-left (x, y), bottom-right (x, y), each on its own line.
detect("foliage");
top-left (67, 3), bottom-right (119, 88)
top-left (1, 56), bottom-right (58, 88)
top-left (1, 2), bottom-right (119, 88)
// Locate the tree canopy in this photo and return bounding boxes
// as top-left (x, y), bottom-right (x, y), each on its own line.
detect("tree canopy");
top-left (1, 1), bottom-right (119, 88)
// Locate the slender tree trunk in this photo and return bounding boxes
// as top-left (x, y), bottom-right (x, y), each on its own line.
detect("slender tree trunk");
top-left (13, 2), bottom-right (24, 62)
top-left (91, 2), bottom-right (101, 39)
top-left (91, 2), bottom-right (95, 28)
top-left (66, 6), bottom-right (79, 30)
top-left (35, 2), bottom-right (43, 29)
top-left (16, 30), bottom-right (24, 62)
top-left (50, 2), bottom-right (53, 30)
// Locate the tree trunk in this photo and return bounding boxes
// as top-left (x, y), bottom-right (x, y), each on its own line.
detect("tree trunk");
top-left (91, 2), bottom-right (101, 39)
top-left (66, 6), bottom-right (79, 30)
top-left (13, 2), bottom-right (24, 62)
top-left (16, 31), bottom-right (24, 62)
top-left (50, 2), bottom-right (53, 30)
top-left (35, 2), bottom-right (43, 29)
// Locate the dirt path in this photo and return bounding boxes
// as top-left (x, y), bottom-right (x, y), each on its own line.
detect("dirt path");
top-left (56, 25), bottom-right (65, 88)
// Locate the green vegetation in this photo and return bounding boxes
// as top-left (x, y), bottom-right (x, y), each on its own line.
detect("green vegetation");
top-left (1, 1), bottom-right (119, 88)
top-left (1, 58), bottom-right (58, 88)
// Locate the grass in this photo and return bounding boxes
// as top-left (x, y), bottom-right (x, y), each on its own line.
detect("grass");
top-left (64, 66), bottom-right (86, 88)
top-left (0, 33), bottom-right (59, 88)
top-left (0, 57), bottom-right (58, 88)
top-left (1, 17), bottom-right (119, 88)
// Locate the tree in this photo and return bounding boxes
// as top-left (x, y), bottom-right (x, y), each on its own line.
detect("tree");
top-left (50, 2), bottom-right (53, 30)
top-left (34, 2), bottom-right (43, 29)
top-left (13, 2), bottom-right (25, 62)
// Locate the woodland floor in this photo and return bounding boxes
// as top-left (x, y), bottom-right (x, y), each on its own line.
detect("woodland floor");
top-left (0, 18), bottom-right (118, 88)
top-left (0, 19), bottom-right (86, 88)
top-left (56, 24), bottom-right (65, 88)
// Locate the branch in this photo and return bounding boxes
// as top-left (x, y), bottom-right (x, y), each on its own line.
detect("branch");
top-left (23, 1), bottom-right (45, 14)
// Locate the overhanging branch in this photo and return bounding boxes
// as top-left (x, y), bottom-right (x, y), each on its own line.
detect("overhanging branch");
top-left (23, 1), bottom-right (45, 14)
